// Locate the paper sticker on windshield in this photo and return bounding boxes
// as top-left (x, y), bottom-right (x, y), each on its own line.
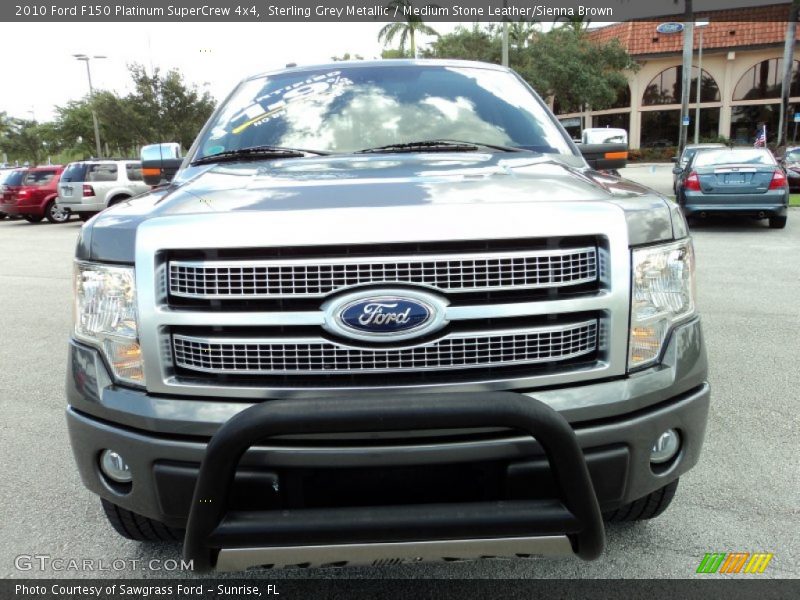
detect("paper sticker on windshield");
top-left (229, 71), bottom-right (349, 135)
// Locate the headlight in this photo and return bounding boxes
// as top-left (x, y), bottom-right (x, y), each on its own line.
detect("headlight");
top-left (629, 240), bottom-right (696, 369)
top-left (74, 262), bottom-right (144, 386)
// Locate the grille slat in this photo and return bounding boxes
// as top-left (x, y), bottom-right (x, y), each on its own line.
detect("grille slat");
top-left (172, 321), bottom-right (598, 375)
top-left (169, 247), bottom-right (597, 299)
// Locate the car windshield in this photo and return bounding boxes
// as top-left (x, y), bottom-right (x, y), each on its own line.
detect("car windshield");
top-left (195, 64), bottom-right (574, 159)
top-left (61, 163), bottom-right (88, 183)
top-left (694, 149), bottom-right (775, 167)
top-left (3, 170), bottom-right (26, 186)
top-left (784, 149), bottom-right (800, 162)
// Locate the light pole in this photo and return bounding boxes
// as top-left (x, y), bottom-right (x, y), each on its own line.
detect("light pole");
top-left (693, 19), bottom-right (710, 144)
top-left (73, 54), bottom-right (106, 158)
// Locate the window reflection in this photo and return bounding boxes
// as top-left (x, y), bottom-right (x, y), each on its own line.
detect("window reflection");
top-left (199, 65), bottom-right (573, 157)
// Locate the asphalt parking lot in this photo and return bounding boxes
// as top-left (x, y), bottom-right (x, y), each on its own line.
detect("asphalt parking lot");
top-left (0, 203), bottom-right (798, 581)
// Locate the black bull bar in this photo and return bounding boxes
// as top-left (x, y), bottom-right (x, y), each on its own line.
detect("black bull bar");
top-left (183, 392), bottom-right (606, 571)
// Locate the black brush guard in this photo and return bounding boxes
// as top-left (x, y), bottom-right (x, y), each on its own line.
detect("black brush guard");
top-left (183, 392), bottom-right (605, 571)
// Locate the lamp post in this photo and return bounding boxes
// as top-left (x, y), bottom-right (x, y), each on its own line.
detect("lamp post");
top-left (73, 54), bottom-right (106, 158)
top-left (693, 19), bottom-right (710, 144)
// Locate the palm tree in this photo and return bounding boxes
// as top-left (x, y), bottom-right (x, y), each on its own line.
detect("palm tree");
top-left (378, 1), bottom-right (439, 58)
top-left (556, 15), bottom-right (591, 36)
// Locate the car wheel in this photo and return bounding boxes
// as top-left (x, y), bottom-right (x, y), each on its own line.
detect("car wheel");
top-left (45, 201), bottom-right (70, 224)
top-left (603, 479), bottom-right (679, 522)
top-left (769, 216), bottom-right (787, 229)
top-left (0, 212), bottom-right (6, 220)
top-left (101, 499), bottom-right (184, 542)
top-left (22, 214), bottom-right (44, 223)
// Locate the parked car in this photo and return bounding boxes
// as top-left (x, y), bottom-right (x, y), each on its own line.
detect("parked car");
top-left (56, 159), bottom-right (150, 220)
top-left (0, 167), bottom-right (22, 219)
top-left (0, 165), bottom-right (70, 223)
top-left (671, 143), bottom-right (726, 193)
top-left (779, 146), bottom-right (800, 192)
top-left (675, 147), bottom-right (788, 228)
top-left (67, 60), bottom-right (708, 572)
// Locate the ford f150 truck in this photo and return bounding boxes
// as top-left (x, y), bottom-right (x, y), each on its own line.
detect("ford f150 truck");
top-left (66, 60), bottom-right (709, 572)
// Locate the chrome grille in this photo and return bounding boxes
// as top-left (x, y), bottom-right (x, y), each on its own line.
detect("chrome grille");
top-left (172, 320), bottom-right (597, 375)
top-left (168, 247), bottom-right (597, 299)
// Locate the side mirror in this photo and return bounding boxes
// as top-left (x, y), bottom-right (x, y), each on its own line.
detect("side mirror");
top-left (672, 167), bottom-right (683, 174)
top-left (141, 143), bottom-right (183, 186)
top-left (576, 142), bottom-right (628, 171)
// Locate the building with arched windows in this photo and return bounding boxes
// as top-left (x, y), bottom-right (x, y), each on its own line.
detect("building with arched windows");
top-left (556, 4), bottom-right (800, 149)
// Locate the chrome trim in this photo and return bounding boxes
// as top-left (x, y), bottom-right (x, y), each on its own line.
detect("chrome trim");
top-left (168, 246), bottom-right (598, 299)
top-left (134, 203), bottom-right (631, 398)
top-left (171, 320), bottom-right (598, 375)
top-left (214, 535), bottom-right (574, 570)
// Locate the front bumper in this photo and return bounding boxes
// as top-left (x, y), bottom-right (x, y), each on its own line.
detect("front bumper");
top-left (66, 319), bottom-right (709, 569)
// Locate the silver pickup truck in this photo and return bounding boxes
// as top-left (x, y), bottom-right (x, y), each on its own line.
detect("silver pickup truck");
top-left (66, 60), bottom-right (709, 572)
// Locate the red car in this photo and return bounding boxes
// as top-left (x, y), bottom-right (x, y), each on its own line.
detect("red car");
top-left (0, 166), bottom-right (70, 223)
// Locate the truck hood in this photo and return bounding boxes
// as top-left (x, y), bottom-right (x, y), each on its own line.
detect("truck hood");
top-left (77, 153), bottom-right (686, 263)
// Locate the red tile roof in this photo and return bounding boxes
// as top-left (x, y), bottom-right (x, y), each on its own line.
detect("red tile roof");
top-left (587, 4), bottom-right (800, 56)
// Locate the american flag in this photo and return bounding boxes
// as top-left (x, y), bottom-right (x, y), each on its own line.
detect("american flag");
top-left (754, 125), bottom-right (767, 147)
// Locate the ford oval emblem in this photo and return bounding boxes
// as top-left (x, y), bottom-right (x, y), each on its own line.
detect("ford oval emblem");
top-left (322, 289), bottom-right (448, 342)
top-left (656, 22), bottom-right (684, 34)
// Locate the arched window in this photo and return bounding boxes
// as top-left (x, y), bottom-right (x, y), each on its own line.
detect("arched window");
top-left (642, 66), bottom-right (720, 105)
top-left (733, 58), bottom-right (800, 101)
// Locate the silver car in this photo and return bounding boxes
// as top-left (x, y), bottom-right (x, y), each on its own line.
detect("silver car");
top-left (677, 147), bottom-right (788, 229)
top-left (56, 159), bottom-right (150, 220)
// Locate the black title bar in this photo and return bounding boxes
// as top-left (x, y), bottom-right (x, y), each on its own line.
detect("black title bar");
top-left (1, 0), bottom-right (795, 23)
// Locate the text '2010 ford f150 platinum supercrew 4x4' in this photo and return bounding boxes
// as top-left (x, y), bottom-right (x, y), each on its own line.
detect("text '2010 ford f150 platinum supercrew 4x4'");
top-left (66, 60), bottom-right (709, 572)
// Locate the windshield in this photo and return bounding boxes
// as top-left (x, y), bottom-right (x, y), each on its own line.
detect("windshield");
top-left (694, 149), bottom-right (775, 167)
top-left (3, 170), bottom-right (25, 186)
top-left (195, 64), bottom-right (574, 159)
top-left (785, 149), bottom-right (800, 163)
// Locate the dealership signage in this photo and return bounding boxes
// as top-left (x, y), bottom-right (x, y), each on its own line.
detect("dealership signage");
top-left (656, 22), bottom-right (685, 34)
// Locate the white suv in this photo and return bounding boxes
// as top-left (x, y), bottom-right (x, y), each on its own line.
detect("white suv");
top-left (56, 159), bottom-right (150, 219)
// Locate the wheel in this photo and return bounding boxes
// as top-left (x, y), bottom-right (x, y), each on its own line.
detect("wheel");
top-left (101, 499), bottom-right (184, 542)
top-left (0, 212), bottom-right (6, 220)
top-left (769, 216), bottom-right (787, 229)
top-left (45, 200), bottom-right (70, 224)
top-left (107, 195), bottom-right (131, 207)
top-left (603, 479), bottom-right (679, 522)
top-left (22, 214), bottom-right (44, 223)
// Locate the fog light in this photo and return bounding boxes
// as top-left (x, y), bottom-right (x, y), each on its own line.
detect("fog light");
top-left (100, 449), bottom-right (132, 483)
top-left (650, 429), bottom-right (680, 464)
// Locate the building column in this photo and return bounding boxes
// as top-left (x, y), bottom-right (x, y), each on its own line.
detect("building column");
top-left (719, 51), bottom-right (736, 140)
top-left (628, 73), bottom-right (641, 149)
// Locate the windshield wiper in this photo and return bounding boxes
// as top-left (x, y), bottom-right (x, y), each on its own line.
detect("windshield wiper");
top-left (355, 139), bottom-right (526, 154)
top-left (190, 145), bottom-right (330, 166)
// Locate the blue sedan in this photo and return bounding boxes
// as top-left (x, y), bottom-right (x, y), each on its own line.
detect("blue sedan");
top-left (676, 148), bottom-right (788, 229)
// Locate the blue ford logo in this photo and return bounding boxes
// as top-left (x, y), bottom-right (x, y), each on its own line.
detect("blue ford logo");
top-left (656, 22), bottom-right (684, 34)
top-left (341, 298), bottom-right (431, 333)
top-left (323, 290), bottom-right (448, 341)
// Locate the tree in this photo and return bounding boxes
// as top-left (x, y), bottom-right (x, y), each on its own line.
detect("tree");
top-left (378, 1), bottom-right (439, 58)
top-left (425, 24), bottom-right (636, 113)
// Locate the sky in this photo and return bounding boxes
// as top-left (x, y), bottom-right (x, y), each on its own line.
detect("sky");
top-left (0, 22), bottom-right (467, 122)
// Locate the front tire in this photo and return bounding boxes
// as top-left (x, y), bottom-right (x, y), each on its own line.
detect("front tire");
top-left (45, 200), bottom-right (70, 223)
top-left (23, 214), bottom-right (44, 223)
top-left (769, 216), bottom-right (787, 229)
top-left (603, 479), bottom-right (679, 522)
top-left (101, 499), bottom-right (184, 542)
